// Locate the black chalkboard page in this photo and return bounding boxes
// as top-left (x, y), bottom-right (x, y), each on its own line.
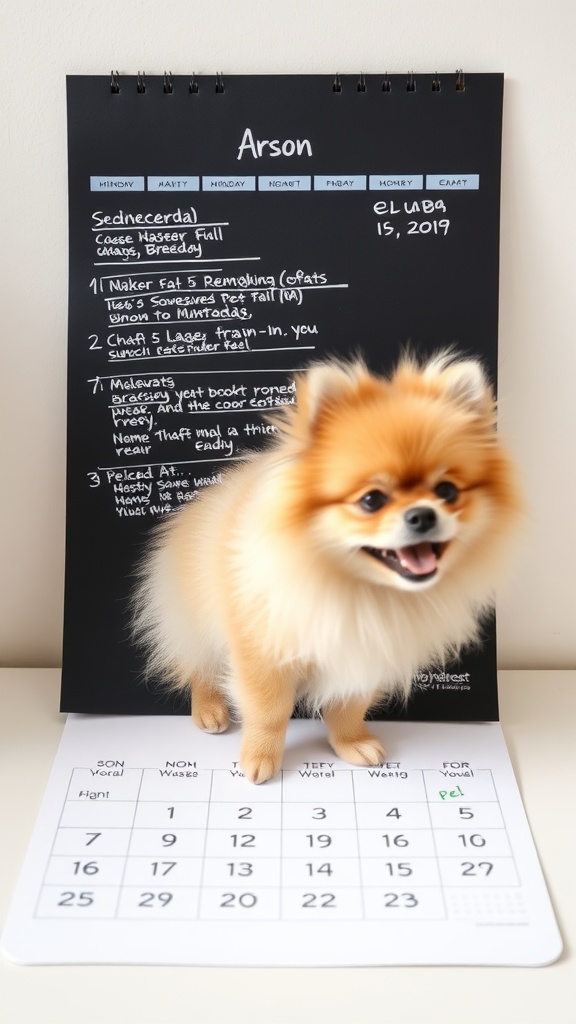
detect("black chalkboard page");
top-left (62, 73), bottom-right (504, 719)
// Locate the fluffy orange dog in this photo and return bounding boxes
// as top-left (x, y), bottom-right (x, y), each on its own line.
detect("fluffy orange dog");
top-left (134, 352), bottom-right (521, 783)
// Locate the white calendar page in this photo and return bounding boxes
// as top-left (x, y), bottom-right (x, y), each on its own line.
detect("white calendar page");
top-left (1, 715), bottom-right (562, 967)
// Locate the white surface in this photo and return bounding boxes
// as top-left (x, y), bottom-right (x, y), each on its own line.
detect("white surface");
top-left (1, 669), bottom-right (575, 1023)
top-left (1, 0), bottom-right (576, 671)
top-left (2, 714), bottom-right (561, 968)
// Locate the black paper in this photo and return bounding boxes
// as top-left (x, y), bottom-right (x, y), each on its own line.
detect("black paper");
top-left (62, 73), bottom-right (503, 719)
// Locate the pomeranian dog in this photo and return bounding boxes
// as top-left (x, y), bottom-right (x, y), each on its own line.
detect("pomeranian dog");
top-left (134, 351), bottom-right (521, 783)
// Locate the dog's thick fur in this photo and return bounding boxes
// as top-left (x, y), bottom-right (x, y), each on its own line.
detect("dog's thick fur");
top-left (133, 352), bottom-right (522, 782)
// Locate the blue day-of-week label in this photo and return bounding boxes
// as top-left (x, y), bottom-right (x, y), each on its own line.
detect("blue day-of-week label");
top-left (258, 176), bottom-right (312, 191)
top-left (202, 176), bottom-right (256, 192)
top-left (369, 175), bottom-right (423, 190)
top-left (90, 177), bottom-right (145, 191)
top-left (314, 175), bottom-right (367, 191)
top-left (426, 174), bottom-right (480, 190)
top-left (148, 177), bottom-right (200, 191)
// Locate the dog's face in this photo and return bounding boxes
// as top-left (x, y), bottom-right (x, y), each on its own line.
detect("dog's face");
top-left (272, 354), bottom-right (520, 592)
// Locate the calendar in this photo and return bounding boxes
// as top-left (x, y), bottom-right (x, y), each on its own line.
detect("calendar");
top-left (2, 74), bottom-right (561, 970)
top-left (1, 715), bottom-right (562, 966)
top-left (61, 74), bottom-right (506, 721)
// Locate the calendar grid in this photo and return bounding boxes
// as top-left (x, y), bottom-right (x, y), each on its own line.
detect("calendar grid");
top-left (5, 717), bottom-right (563, 967)
top-left (32, 761), bottom-right (98, 920)
top-left (34, 763), bottom-right (525, 924)
top-left (197, 768), bottom-right (215, 920)
top-left (422, 768), bottom-right (448, 920)
top-left (114, 768), bottom-right (144, 918)
top-left (350, 771), bottom-right (366, 920)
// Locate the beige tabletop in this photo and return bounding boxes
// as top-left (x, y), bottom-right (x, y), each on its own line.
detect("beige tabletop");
top-left (1, 668), bottom-right (575, 1024)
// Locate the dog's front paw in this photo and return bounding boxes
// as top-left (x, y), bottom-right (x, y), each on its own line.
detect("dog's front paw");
top-left (240, 750), bottom-right (282, 785)
top-left (192, 701), bottom-right (230, 734)
top-left (331, 734), bottom-right (386, 767)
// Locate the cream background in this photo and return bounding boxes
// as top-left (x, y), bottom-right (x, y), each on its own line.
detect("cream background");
top-left (0, 0), bottom-right (574, 669)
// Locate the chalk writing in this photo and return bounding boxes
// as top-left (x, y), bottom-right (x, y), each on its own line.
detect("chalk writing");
top-left (236, 127), bottom-right (313, 160)
top-left (79, 199), bottom-right (355, 516)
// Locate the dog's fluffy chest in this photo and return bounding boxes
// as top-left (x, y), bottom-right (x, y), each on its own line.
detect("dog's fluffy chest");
top-left (231, 532), bottom-right (460, 702)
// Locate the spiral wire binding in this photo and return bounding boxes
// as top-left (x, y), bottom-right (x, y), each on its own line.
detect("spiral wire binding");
top-left (106, 70), bottom-right (467, 96)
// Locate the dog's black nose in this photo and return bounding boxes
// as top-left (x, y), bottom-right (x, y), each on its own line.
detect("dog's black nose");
top-left (404, 506), bottom-right (438, 534)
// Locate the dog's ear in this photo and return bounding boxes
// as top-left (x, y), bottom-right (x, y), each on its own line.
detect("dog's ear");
top-left (422, 352), bottom-right (494, 416)
top-left (297, 360), bottom-right (366, 424)
top-left (271, 360), bottom-right (374, 445)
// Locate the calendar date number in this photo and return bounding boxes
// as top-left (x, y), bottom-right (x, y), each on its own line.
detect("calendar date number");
top-left (58, 891), bottom-right (94, 907)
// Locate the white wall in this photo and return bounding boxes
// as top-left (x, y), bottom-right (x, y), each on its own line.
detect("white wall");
top-left (1, 0), bottom-right (574, 669)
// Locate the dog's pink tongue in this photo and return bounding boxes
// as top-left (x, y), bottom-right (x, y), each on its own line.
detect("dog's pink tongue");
top-left (398, 542), bottom-right (437, 575)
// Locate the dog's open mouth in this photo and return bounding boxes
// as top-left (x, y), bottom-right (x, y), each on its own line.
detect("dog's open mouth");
top-left (362, 542), bottom-right (447, 582)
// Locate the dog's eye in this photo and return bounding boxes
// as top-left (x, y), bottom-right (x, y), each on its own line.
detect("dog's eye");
top-left (434, 481), bottom-right (459, 504)
top-left (358, 490), bottom-right (389, 513)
